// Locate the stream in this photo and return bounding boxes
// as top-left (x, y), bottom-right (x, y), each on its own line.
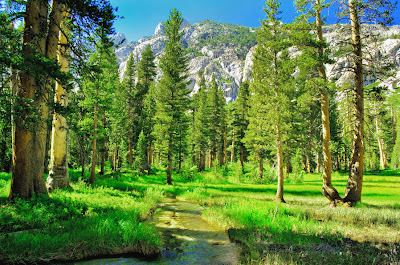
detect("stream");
top-left (71, 199), bottom-right (241, 265)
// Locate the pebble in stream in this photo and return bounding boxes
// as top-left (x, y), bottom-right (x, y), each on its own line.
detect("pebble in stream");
top-left (72, 200), bottom-right (240, 265)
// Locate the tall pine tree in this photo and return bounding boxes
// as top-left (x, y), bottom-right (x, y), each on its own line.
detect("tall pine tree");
top-left (154, 9), bottom-right (190, 184)
top-left (246, 0), bottom-right (295, 203)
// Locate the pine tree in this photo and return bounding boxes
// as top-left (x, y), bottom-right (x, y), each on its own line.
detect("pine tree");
top-left (336, 0), bottom-right (395, 205)
top-left (235, 81), bottom-right (250, 171)
top-left (246, 0), bottom-right (295, 203)
top-left (192, 71), bottom-right (210, 171)
top-left (143, 83), bottom-right (157, 174)
top-left (81, 38), bottom-right (118, 183)
top-left (137, 45), bottom-right (156, 173)
top-left (121, 52), bottom-right (136, 166)
top-left (135, 130), bottom-right (148, 174)
top-left (8, 0), bottom-right (116, 200)
top-left (295, 0), bottom-right (341, 204)
top-left (48, 7), bottom-right (72, 191)
top-left (154, 9), bottom-right (190, 184)
top-left (207, 74), bottom-right (225, 167)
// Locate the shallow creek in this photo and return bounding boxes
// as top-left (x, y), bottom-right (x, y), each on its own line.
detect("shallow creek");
top-left (72, 199), bottom-right (241, 265)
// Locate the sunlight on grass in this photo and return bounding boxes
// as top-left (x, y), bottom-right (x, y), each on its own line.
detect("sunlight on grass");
top-left (1, 165), bottom-right (399, 264)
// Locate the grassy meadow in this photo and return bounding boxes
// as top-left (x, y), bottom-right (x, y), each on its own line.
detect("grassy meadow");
top-left (0, 162), bottom-right (399, 264)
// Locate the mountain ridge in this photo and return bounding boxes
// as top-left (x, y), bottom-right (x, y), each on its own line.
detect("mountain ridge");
top-left (113, 20), bottom-right (400, 102)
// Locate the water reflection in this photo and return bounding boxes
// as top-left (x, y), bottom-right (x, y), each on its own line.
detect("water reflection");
top-left (71, 200), bottom-right (240, 265)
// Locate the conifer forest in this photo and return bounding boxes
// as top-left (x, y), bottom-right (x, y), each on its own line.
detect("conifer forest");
top-left (0, 0), bottom-right (400, 264)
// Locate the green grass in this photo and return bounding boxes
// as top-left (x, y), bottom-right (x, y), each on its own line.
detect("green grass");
top-left (1, 163), bottom-right (399, 264)
top-left (0, 170), bottom-right (163, 264)
top-left (174, 163), bottom-right (400, 264)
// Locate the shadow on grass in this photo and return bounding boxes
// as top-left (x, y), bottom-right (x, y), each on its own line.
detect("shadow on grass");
top-left (364, 170), bottom-right (400, 177)
top-left (228, 227), bottom-right (400, 265)
top-left (0, 193), bottom-right (83, 233)
top-left (207, 185), bottom-right (327, 197)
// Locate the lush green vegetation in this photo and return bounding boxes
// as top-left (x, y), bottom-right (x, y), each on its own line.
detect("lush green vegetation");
top-left (0, 170), bottom-right (162, 264)
top-left (1, 165), bottom-right (399, 264)
top-left (1, 1), bottom-right (399, 264)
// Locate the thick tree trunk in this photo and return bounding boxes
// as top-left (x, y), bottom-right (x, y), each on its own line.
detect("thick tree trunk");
top-left (10, 0), bottom-right (49, 200)
top-left (315, 0), bottom-right (341, 205)
top-left (344, 0), bottom-right (364, 206)
top-left (48, 5), bottom-right (71, 191)
top-left (276, 123), bottom-right (285, 203)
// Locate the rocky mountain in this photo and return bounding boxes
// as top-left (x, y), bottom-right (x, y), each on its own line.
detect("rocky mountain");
top-left (114, 20), bottom-right (400, 102)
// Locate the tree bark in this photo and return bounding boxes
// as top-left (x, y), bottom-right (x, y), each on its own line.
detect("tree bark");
top-left (48, 4), bottom-right (71, 191)
top-left (10, 68), bottom-right (18, 173)
top-left (344, 0), bottom-right (364, 206)
top-left (10, 0), bottom-right (49, 200)
top-left (315, 0), bottom-right (341, 205)
top-left (276, 122), bottom-right (285, 203)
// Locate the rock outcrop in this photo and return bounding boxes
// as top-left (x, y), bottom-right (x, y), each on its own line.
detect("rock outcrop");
top-left (114, 21), bottom-right (400, 102)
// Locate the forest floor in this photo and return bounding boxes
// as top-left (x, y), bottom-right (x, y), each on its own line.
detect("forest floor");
top-left (0, 162), bottom-right (400, 264)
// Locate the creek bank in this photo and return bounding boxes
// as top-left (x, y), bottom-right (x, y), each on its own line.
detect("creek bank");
top-left (70, 198), bottom-right (241, 265)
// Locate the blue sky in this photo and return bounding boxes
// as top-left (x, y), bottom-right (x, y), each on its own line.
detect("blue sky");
top-left (109, 0), bottom-right (400, 42)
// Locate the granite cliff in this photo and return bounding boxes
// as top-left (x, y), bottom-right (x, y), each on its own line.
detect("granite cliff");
top-left (113, 20), bottom-right (400, 102)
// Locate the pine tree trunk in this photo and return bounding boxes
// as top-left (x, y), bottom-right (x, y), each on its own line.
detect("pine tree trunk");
top-left (10, 0), bottom-right (49, 200)
top-left (10, 68), bottom-right (18, 172)
top-left (258, 153), bottom-right (263, 179)
top-left (48, 5), bottom-right (71, 191)
top-left (306, 153), bottom-right (312, 173)
top-left (344, 0), bottom-right (364, 206)
top-left (375, 102), bottom-right (387, 170)
top-left (276, 122), bottom-right (285, 203)
top-left (315, 0), bottom-right (341, 204)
